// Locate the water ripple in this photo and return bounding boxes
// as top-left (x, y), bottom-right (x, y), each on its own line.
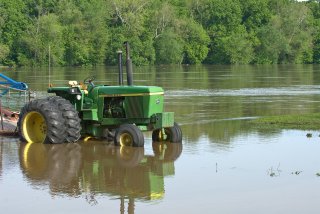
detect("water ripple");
top-left (166, 85), bottom-right (320, 97)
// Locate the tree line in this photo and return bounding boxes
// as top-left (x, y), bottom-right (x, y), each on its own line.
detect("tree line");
top-left (0, 0), bottom-right (320, 66)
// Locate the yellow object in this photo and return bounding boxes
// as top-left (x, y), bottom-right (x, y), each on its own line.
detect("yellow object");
top-left (84, 136), bottom-right (93, 142)
top-left (68, 81), bottom-right (78, 87)
top-left (22, 142), bottom-right (33, 169)
top-left (150, 192), bottom-right (164, 200)
top-left (119, 133), bottom-right (133, 146)
top-left (22, 111), bottom-right (47, 143)
top-left (79, 82), bottom-right (88, 94)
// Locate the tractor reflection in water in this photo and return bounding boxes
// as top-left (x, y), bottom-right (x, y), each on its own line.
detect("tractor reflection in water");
top-left (19, 141), bottom-right (182, 212)
top-left (0, 142), bottom-right (2, 177)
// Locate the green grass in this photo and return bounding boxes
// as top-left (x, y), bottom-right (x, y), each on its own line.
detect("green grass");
top-left (251, 113), bottom-right (320, 130)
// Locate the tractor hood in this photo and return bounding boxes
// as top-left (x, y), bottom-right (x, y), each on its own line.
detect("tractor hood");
top-left (97, 86), bottom-right (164, 97)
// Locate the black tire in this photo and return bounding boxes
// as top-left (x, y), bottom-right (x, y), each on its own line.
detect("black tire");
top-left (114, 124), bottom-right (144, 147)
top-left (18, 98), bottom-right (67, 144)
top-left (152, 122), bottom-right (182, 143)
top-left (102, 128), bottom-right (115, 141)
top-left (47, 96), bottom-right (81, 143)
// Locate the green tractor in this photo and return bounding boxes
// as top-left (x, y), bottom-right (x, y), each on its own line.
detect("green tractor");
top-left (17, 44), bottom-right (182, 147)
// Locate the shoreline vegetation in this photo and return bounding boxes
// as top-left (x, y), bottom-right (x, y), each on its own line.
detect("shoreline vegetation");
top-left (251, 113), bottom-right (320, 130)
top-left (0, 0), bottom-right (320, 67)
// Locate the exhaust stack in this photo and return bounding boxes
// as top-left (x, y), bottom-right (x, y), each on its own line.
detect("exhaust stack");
top-left (124, 42), bottom-right (133, 86)
top-left (117, 50), bottom-right (123, 85)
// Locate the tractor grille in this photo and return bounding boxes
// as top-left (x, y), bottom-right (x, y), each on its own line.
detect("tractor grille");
top-left (125, 97), bottom-right (144, 118)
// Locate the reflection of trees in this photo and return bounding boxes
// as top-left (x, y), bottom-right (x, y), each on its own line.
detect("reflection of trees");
top-left (162, 65), bottom-right (317, 143)
top-left (0, 139), bottom-right (20, 174)
top-left (183, 119), bottom-right (283, 145)
top-left (19, 141), bottom-right (182, 213)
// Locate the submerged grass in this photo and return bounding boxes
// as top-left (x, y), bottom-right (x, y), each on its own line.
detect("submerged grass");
top-left (252, 113), bottom-right (320, 130)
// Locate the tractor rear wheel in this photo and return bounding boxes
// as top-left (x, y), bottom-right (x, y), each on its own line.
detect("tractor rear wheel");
top-left (18, 98), bottom-right (66, 144)
top-left (114, 124), bottom-right (144, 147)
top-left (47, 96), bottom-right (81, 143)
top-left (18, 96), bottom-right (81, 144)
top-left (152, 122), bottom-right (182, 143)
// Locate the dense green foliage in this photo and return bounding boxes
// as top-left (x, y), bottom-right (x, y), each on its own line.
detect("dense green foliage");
top-left (0, 0), bottom-right (320, 66)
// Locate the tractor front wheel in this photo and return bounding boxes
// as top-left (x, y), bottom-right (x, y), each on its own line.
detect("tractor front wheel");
top-left (114, 124), bottom-right (144, 147)
top-left (152, 122), bottom-right (182, 143)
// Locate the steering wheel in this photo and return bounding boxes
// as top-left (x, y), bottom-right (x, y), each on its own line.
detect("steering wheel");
top-left (83, 75), bottom-right (96, 84)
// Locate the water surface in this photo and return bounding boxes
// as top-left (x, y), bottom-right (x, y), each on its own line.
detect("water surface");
top-left (1, 65), bottom-right (320, 213)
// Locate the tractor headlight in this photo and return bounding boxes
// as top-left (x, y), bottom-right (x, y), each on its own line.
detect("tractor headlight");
top-left (76, 95), bottom-right (82, 100)
top-left (69, 87), bottom-right (81, 95)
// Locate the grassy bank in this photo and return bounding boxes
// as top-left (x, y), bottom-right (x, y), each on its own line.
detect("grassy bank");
top-left (251, 113), bottom-right (320, 130)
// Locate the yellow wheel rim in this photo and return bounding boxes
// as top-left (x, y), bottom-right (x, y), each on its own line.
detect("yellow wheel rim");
top-left (158, 130), bottom-right (164, 141)
top-left (158, 129), bottom-right (170, 141)
top-left (22, 111), bottom-right (47, 143)
top-left (119, 133), bottom-right (133, 147)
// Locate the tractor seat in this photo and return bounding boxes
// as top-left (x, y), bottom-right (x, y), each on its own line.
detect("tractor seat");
top-left (68, 81), bottom-right (89, 94)
top-left (68, 81), bottom-right (78, 87)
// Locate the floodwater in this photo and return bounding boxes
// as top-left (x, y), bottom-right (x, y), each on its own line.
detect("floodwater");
top-left (1, 65), bottom-right (320, 213)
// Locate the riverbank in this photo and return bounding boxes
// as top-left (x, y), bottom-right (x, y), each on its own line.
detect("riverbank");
top-left (251, 113), bottom-right (320, 130)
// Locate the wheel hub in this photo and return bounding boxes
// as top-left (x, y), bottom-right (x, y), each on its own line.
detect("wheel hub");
top-left (23, 111), bottom-right (47, 143)
top-left (119, 133), bottom-right (133, 146)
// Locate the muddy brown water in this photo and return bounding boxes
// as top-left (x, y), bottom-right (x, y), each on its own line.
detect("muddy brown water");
top-left (1, 65), bottom-right (320, 213)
